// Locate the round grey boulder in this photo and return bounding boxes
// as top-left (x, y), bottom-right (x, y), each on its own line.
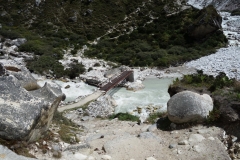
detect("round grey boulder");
top-left (167, 91), bottom-right (213, 123)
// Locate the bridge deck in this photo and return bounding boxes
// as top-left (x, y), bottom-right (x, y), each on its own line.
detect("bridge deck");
top-left (100, 70), bottom-right (133, 92)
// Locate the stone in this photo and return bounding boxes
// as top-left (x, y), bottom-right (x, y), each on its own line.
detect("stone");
top-left (74, 153), bottom-right (88, 160)
top-left (52, 144), bottom-right (61, 151)
top-left (147, 124), bottom-right (157, 132)
top-left (178, 140), bottom-right (188, 145)
top-left (10, 38), bottom-right (27, 47)
top-left (189, 134), bottom-right (205, 143)
top-left (138, 132), bottom-right (161, 142)
top-left (145, 157), bottom-right (157, 160)
top-left (101, 155), bottom-right (112, 160)
top-left (65, 85), bottom-right (70, 89)
top-left (0, 63), bottom-right (6, 76)
top-left (52, 151), bottom-right (61, 158)
top-left (0, 73), bottom-right (64, 142)
top-left (167, 91), bottom-right (213, 123)
top-left (88, 157), bottom-right (95, 160)
top-left (141, 125), bottom-right (150, 132)
top-left (208, 137), bottom-right (215, 141)
top-left (87, 156), bottom-right (95, 160)
top-left (81, 116), bottom-right (90, 121)
top-left (86, 133), bottom-right (105, 143)
top-left (169, 144), bottom-right (177, 149)
top-left (193, 145), bottom-right (201, 153)
top-left (103, 133), bottom-right (134, 154)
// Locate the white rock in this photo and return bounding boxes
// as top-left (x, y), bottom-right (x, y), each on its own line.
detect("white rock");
top-left (101, 155), bottom-right (112, 160)
top-left (208, 137), bottom-right (215, 141)
top-left (145, 157), bottom-right (157, 160)
top-left (193, 145), bottom-right (201, 153)
top-left (74, 153), bottom-right (88, 160)
top-left (189, 134), bottom-right (205, 143)
top-left (87, 156), bottom-right (95, 160)
top-left (178, 140), bottom-right (188, 145)
top-left (167, 91), bottom-right (213, 123)
top-left (42, 141), bottom-right (46, 145)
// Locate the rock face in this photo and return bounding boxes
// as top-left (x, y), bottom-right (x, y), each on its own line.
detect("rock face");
top-left (6, 66), bottom-right (39, 90)
top-left (187, 5), bottom-right (222, 40)
top-left (214, 95), bottom-right (240, 122)
top-left (167, 91), bottom-right (213, 123)
top-left (0, 65), bottom-right (64, 142)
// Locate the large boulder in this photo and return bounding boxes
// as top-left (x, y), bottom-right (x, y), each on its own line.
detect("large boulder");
top-left (5, 65), bottom-right (39, 90)
top-left (0, 65), bottom-right (64, 142)
top-left (167, 91), bottom-right (213, 123)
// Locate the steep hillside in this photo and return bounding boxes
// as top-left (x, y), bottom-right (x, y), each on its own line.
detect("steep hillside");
top-left (0, 0), bottom-right (228, 76)
top-left (0, 0), bottom-right (146, 40)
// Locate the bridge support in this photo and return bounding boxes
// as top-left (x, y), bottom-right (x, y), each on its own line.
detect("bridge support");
top-left (126, 72), bottom-right (134, 82)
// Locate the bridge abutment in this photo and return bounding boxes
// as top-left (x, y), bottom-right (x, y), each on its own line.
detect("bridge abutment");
top-left (126, 72), bottom-right (134, 82)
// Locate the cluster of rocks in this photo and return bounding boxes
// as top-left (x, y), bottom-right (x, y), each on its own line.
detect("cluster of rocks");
top-left (85, 95), bottom-right (117, 118)
top-left (221, 12), bottom-right (240, 46)
top-left (185, 47), bottom-right (240, 80)
top-left (124, 80), bottom-right (145, 91)
top-left (0, 38), bottom-right (33, 64)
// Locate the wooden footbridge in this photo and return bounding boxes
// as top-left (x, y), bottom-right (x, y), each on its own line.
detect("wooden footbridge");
top-left (100, 70), bottom-right (134, 92)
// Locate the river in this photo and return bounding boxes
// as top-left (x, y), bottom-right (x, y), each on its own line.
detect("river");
top-left (111, 77), bottom-right (174, 114)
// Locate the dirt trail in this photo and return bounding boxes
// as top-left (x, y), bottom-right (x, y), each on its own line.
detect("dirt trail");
top-left (58, 90), bottom-right (103, 112)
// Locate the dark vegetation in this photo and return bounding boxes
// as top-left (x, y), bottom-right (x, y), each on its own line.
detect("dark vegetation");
top-left (108, 113), bottom-right (139, 122)
top-left (0, 0), bottom-right (227, 76)
top-left (85, 3), bottom-right (227, 68)
top-left (231, 9), bottom-right (240, 16)
top-left (52, 111), bottom-right (80, 143)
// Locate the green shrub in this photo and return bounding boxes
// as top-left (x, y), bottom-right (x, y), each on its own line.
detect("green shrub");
top-left (206, 108), bottom-right (220, 123)
top-left (0, 29), bottom-right (22, 39)
top-left (147, 112), bottom-right (167, 124)
top-left (19, 40), bottom-right (53, 55)
top-left (231, 9), bottom-right (240, 16)
top-left (233, 81), bottom-right (240, 93)
top-left (65, 62), bottom-right (85, 79)
top-left (108, 113), bottom-right (139, 122)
